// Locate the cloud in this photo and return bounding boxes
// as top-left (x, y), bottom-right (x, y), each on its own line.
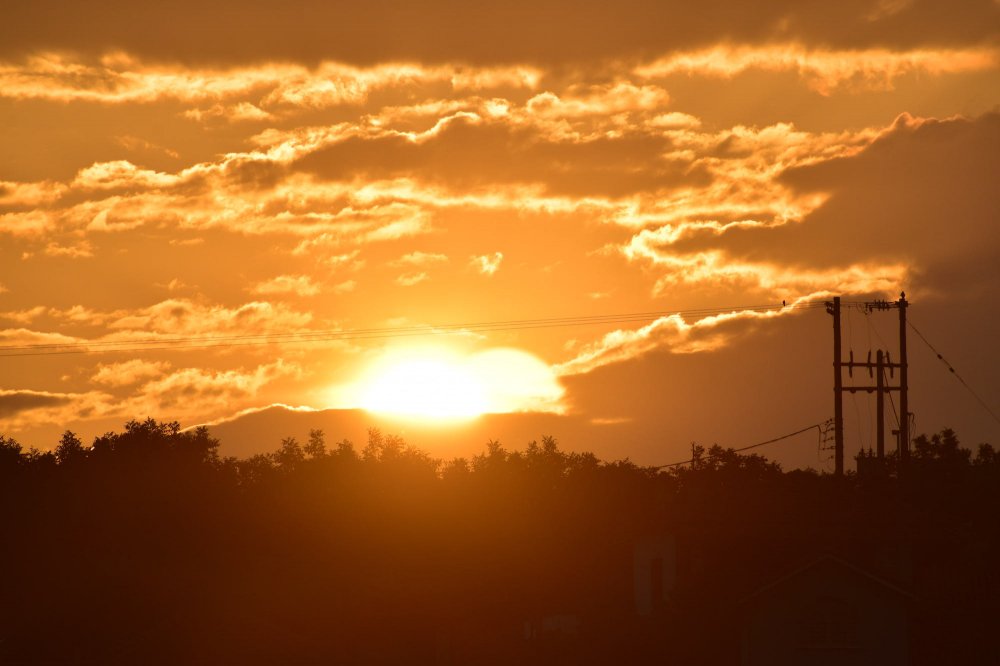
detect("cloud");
top-left (50, 305), bottom-right (114, 325)
top-left (43, 240), bottom-right (93, 258)
top-left (183, 102), bottom-right (273, 123)
top-left (0, 327), bottom-right (84, 347)
top-left (115, 135), bottom-right (180, 159)
top-left (3, 299), bottom-right (314, 347)
top-left (555, 304), bottom-right (808, 376)
top-left (636, 44), bottom-right (999, 95)
top-left (0, 59), bottom-right (891, 263)
top-left (658, 112), bottom-right (1000, 290)
top-left (91, 359), bottom-right (170, 387)
top-left (396, 272), bottom-right (429, 287)
top-left (866, 0), bottom-right (914, 22)
top-left (0, 53), bottom-right (298, 104)
top-left (316, 250), bottom-right (363, 268)
top-left (294, 113), bottom-right (708, 198)
top-left (780, 112), bottom-right (1000, 292)
top-left (0, 360), bottom-right (298, 431)
top-left (104, 298), bottom-right (313, 338)
top-left (0, 388), bottom-right (113, 431)
top-left (649, 112), bottom-right (702, 130)
top-left (555, 112), bottom-right (1000, 377)
top-left (0, 54), bottom-right (538, 114)
top-left (0, 179), bottom-right (67, 208)
top-left (3, 2), bottom-right (998, 66)
top-left (0, 389), bottom-right (74, 417)
top-left (391, 251), bottom-right (449, 266)
top-left (471, 252), bottom-right (503, 275)
top-left (121, 360), bottom-right (298, 417)
top-left (250, 275), bottom-right (321, 297)
top-left (525, 81), bottom-right (670, 118)
top-left (72, 160), bottom-right (179, 190)
top-left (332, 280), bottom-right (357, 294)
top-left (156, 278), bottom-right (189, 292)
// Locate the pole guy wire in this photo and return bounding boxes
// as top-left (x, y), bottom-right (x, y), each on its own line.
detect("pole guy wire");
top-left (907, 319), bottom-right (1000, 427)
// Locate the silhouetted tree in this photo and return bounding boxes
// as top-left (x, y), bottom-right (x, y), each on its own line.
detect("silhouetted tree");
top-left (55, 430), bottom-right (86, 465)
top-left (305, 428), bottom-right (326, 459)
top-left (974, 442), bottom-right (998, 467)
top-left (0, 434), bottom-right (23, 473)
top-left (274, 435), bottom-right (305, 469)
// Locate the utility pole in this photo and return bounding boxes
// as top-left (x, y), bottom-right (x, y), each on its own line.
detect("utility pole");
top-left (876, 350), bottom-right (885, 458)
top-left (827, 297), bottom-right (845, 476)
top-left (898, 292), bottom-right (909, 463)
top-left (826, 292), bottom-right (911, 475)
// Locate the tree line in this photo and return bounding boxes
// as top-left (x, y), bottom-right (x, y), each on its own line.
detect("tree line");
top-left (1, 420), bottom-right (997, 664)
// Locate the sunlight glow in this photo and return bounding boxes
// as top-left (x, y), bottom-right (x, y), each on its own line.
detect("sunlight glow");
top-left (358, 356), bottom-right (489, 419)
top-left (347, 347), bottom-right (564, 420)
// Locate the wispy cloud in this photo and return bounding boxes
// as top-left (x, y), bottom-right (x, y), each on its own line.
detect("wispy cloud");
top-left (91, 359), bottom-right (170, 387)
top-left (636, 44), bottom-right (1000, 95)
top-left (250, 275), bottom-right (321, 297)
top-left (471, 252), bottom-right (503, 275)
top-left (391, 251), bottom-right (449, 266)
top-left (396, 272), bottom-right (429, 287)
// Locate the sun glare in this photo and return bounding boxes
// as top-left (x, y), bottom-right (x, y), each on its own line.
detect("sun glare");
top-left (348, 347), bottom-right (564, 420)
top-left (358, 356), bottom-right (489, 419)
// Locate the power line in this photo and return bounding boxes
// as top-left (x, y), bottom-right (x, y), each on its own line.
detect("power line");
top-left (907, 319), bottom-right (1000, 427)
top-left (0, 300), bottom-right (835, 358)
top-left (654, 420), bottom-right (832, 469)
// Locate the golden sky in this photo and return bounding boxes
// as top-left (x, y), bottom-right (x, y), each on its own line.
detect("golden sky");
top-left (1, 0), bottom-right (998, 467)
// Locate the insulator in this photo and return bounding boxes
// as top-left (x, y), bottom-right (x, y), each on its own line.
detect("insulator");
top-left (867, 350), bottom-right (873, 378)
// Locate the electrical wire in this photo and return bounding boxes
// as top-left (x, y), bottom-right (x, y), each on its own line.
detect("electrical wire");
top-left (0, 300), bottom-right (837, 358)
top-left (654, 420), bottom-right (832, 469)
top-left (907, 319), bottom-right (1000, 427)
top-left (886, 374), bottom-right (900, 430)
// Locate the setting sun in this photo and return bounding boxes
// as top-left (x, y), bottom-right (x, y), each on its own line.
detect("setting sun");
top-left (358, 356), bottom-right (489, 419)
top-left (346, 347), bottom-right (565, 420)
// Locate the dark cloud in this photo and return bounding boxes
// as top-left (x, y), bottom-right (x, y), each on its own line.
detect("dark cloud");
top-left (664, 112), bottom-right (1000, 279)
top-left (294, 116), bottom-right (709, 197)
top-left (782, 112), bottom-right (1000, 271)
top-left (0, 390), bottom-right (72, 417)
top-left (2, 0), bottom-right (997, 65)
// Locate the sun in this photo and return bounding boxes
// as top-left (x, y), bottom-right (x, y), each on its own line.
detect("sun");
top-left (342, 347), bottom-right (564, 421)
top-left (357, 356), bottom-right (490, 419)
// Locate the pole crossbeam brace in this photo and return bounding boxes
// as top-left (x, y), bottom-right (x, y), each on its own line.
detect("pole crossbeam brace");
top-left (840, 386), bottom-right (902, 393)
top-left (840, 361), bottom-right (903, 371)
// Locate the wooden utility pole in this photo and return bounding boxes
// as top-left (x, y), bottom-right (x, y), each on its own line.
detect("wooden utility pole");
top-left (898, 292), bottom-right (909, 463)
top-left (876, 350), bottom-right (885, 458)
top-left (827, 297), bottom-right (845, 476)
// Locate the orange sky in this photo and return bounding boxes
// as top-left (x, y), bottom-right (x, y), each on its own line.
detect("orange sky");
top-left (1, 0), bottom-right (998, 468)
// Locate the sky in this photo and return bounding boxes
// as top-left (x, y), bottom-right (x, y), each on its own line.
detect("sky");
top-left (1, 0), bottom-right (998, 468)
